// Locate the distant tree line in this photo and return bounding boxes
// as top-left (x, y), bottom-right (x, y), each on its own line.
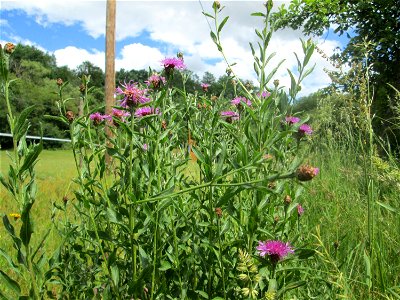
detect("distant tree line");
top-left (0, 44), bottom-right (242, 149)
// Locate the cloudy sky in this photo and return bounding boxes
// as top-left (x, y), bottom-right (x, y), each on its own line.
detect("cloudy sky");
top-left (0, 0), bottom-right (348, 96)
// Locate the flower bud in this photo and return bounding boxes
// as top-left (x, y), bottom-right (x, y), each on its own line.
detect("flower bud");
top-left (284, 195), bottom-right (291, 205)
top-left (213, 1), bottom-right (221, 10)
top-left (273, 79), bottom-right (280, 87)
top-left (56, 78), bottom-right (63, 86)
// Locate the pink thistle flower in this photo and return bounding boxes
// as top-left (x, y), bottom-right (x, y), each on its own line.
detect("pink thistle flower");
top-left (116, 81), bottom-right (150, 108)
top-left (285, 116), bottom-right (300, 125)
top-left (161, 57), bottom-right (186, 71)
top-left (201, 83), bottom-right (210, 92)
top-left (297, 204), bottom-right (304, 216)
top-left (142, 143), bottom-right (148, 151)
top-left (220, 111), bottom-right (239, 123)
top-left (135, 107), bottom-right (161, 118)
top-left (298, 124), bottom-right (313, 136)
top-left (231, 96), bottom-right (252, 108)
top-left (258, 91), bottom-right (271, 99)
top-left (89, 112), bottom-right (111, 125)
top-left (145, 74), bottom-right (166, 89)
top-left (112, 108), bottom-right (130, 122)
top-left (257, 240), bottom-right (294, 263)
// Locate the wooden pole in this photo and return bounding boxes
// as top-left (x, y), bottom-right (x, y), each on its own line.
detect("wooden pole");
top-left (105, 0), bottom-right (116, 167)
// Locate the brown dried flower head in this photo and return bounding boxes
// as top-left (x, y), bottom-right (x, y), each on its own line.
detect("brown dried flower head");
top-left (65, 111), bottom-right (75, 123)
top-left (215, 207), bottom-right (223, 218)
top-left (297, 165), bottom-right (319, 181)
top-left (4, 42), bottom-right (15, 54)
top-left (56, 78), bottom-right (63, 86)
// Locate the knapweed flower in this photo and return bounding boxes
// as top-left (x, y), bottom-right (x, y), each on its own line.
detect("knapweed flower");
top-left (297, 165), bottom-right (319, 181)
top-left (221, 111), bottom-right (239, 123)
top-left (298, 124), bottom-right (313, 136)
top-left (257, 240), bottom-right (294, 263)
top-left (201, 83), bottom-right (210, 92)
top-left (258, 90), bottom-right (271, 99)
top-left (90, 112), bottom-right (111, 125)
top-left (285, 116), bottom-right (300, 125)
top-left (9, 213), bottom-right (21, 220)
top-left (134, 107), bottom-right (160, 118)
top-left (297, 204), bottom-right (304, 216)
top-left (56, 78), bottom-right (63, 86)
top-left (145, 74), bottom-right (166, 89)
top-left (161, 57), bottom-right (186, 71)
top-left (112, 108), bottom-right (130, 122)
top-left (231, 96), bottom-right (252, 108)
top-left (142, 143), bottom-right (148, 151)
top-left (116, 81), bottom-right (150, 108)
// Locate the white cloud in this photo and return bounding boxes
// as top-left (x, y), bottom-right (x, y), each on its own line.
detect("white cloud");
top-left (54, 46), bottom-right (104, 70)
top-left (1, 0), bottom-right (344, 96)
top-left (116, 43), bottom-right (164, 70)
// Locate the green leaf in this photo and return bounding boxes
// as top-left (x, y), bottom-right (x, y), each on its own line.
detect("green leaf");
top-left (110, 264), bottom-right (119, 287)
top-left (159, 260), bottom-right (172, 271)
top-left (276, 280), bottom-right (306, 296)
top-left (0, 248), bottom-right (20, 274)
top-left (195, 290), bottom-right (209, 299)
top-left (18, 142), bottom-right (43, 177)
top-left (376, 201), bottom-right (398, 213)
top-left (251, 12), bottom-right (265, 17)
top-left (20, 201), bottom-right (34, 246)
top-left (14, 105), bottom-right (36, 142)
top-left (0, 270), bottom-right (21, 296)
top-left (202, 12), bottom-right (215, 19)
top-left (218, 16), bottom-right (229, 33)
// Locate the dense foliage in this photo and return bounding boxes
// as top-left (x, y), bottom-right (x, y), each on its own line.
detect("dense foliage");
top-left (272, 0), bottom-right (400, 150)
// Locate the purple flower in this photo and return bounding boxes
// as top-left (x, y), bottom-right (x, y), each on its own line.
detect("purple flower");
top-left (112, 108), bottom-right (130, 122)
top-left (258, 91), bottom-right (271, 99)
top-left (201, 83), bottom-right (210, 92)
top-left (135, 107), bottom-right (160, 118)
top-left (285, 116), bottom-right (300, 125)
top-left (90, 112), bottom-right (111, 125)
top-left (298, 124), bottom-right (313, 136)
top-left (257, 240), bottom-right (294, 262)
top-left (161, 57), bottom-right (186, 70)
top-left (221, 111), bottom-right (239, 123)
top-left (145, 74), bottom-right (166, 89)
top-left (297, 204), bottom-right (304, 216)
top-left (142, 143), bottom-right (148, 151)
top-left (116, 81), bottom-right (150, 108)
top-left (231, 96), bottom-right (252, 107)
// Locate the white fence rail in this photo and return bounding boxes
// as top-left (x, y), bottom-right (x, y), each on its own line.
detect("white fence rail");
top-left (0, 133), bottom-right (71, 143)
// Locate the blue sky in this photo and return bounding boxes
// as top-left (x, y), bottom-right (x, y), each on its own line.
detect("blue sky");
top-left (0, 1), bottom-right (349, 96)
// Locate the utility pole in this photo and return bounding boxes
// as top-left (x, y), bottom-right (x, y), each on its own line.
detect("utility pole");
top-left (105, 0), bottom-right (116, 167)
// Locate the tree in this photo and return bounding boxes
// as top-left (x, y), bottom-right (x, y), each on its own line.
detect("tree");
top-left (202, 71), bottom-right (216, 85)
top-left (272, 0), bottom-right (400, 148)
